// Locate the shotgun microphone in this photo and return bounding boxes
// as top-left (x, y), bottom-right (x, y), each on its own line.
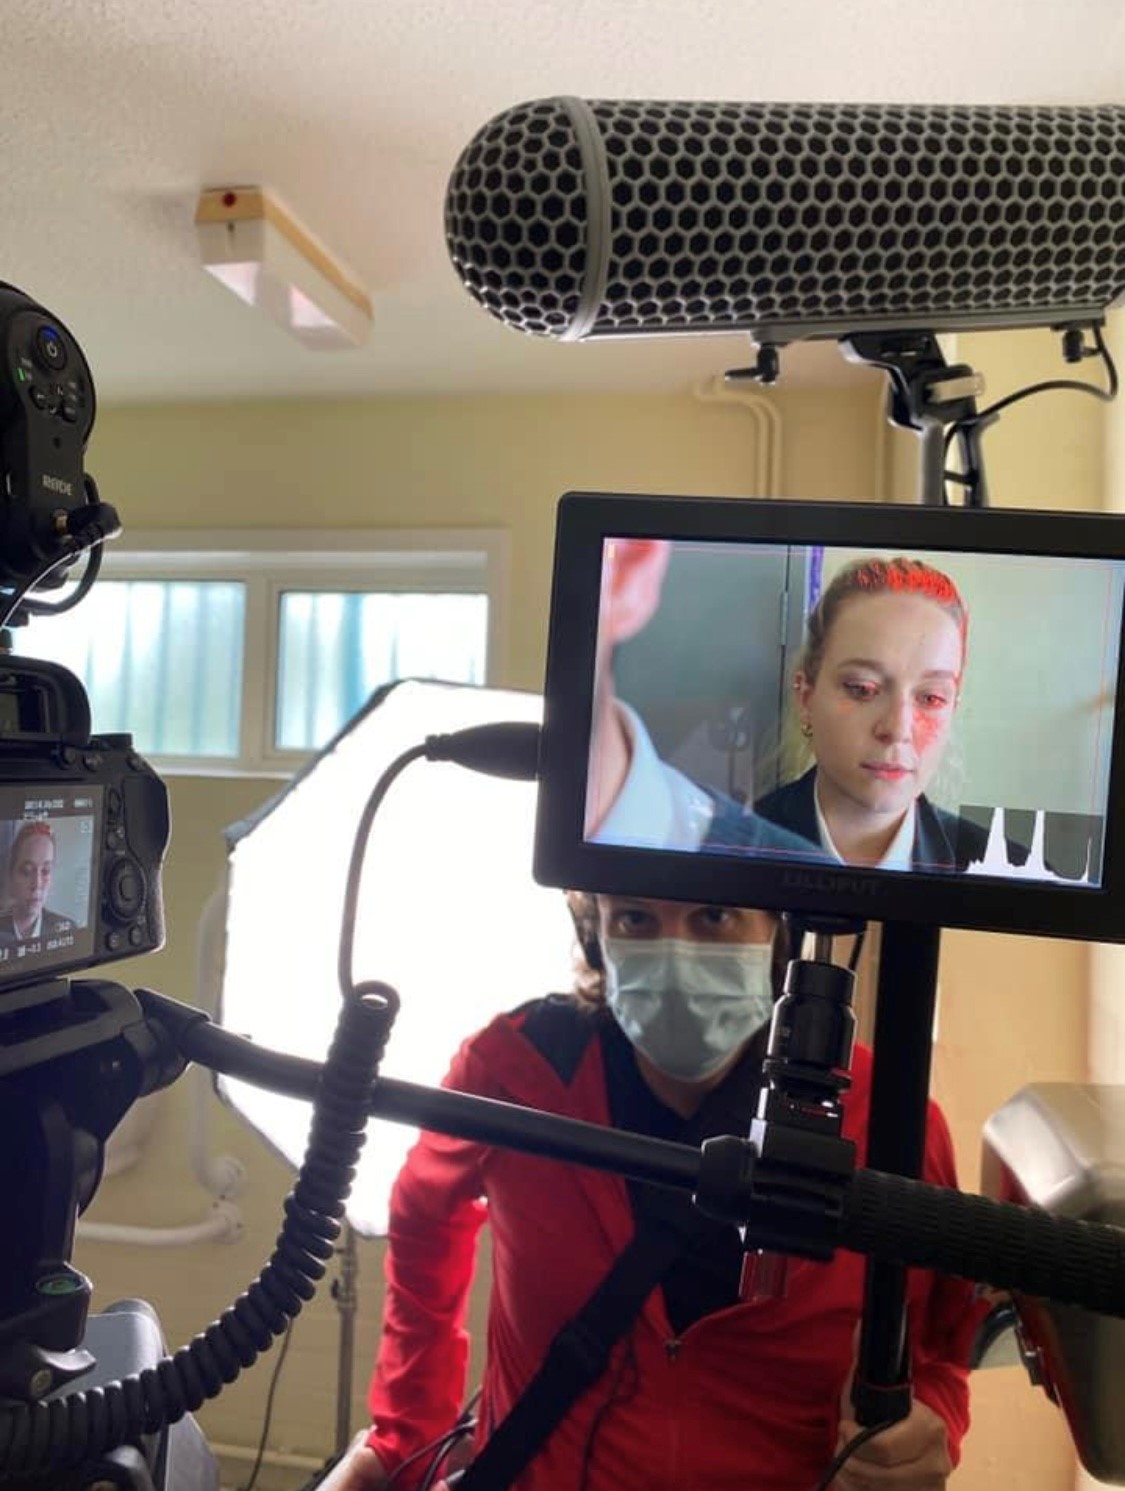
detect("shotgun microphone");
top-left (444, 97), bottom-right (1125, 344)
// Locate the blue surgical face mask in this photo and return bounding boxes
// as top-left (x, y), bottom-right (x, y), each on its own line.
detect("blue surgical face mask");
top-left (602, 936), bottom-right (775, 1082)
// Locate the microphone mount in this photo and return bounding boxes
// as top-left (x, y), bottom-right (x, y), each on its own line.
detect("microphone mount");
top-left (840, 330), bottom-right (992, 506)
top-left (725, 329), bottom-right (996, 506)
top-left (725, 343), bottom-right (783, 388)
top-left (839, 320), bottom-right (1112, 508)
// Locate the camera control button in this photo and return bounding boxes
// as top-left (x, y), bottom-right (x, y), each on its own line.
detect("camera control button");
top-left (128, 926), bottom-right (145, 947)
top-left (107, 788), bottom-right (122, 818)
top-left (29, 386), bottom-right (48, 411)
top-left (32, 324), bottom-right (68, 374)
top-left (82, 753), bottom-right (103, 772)
top-left (106, 931), bottom-right (124, 952)
top-left (107, 856), bottom-right (146, 921)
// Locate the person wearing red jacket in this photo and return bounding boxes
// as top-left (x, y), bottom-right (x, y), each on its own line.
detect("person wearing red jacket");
top-left (323, 895), bottom-right (982, 1491)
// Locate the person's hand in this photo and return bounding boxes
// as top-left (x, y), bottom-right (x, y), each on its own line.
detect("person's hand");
top-left (317, 1432), bottom-right (389, 1490)
top-left (831, 1397), bottom-right (952, 1489)
top-left (315, 1429), bottom-right (472, 1491)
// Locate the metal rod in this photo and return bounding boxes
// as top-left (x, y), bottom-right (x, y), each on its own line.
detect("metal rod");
top-left (333, 1222), bottom-right (359, 1455)
top-left (168, 1003), bottom-right (1125, 1317)
top-left (852, 920), bottom-right (942, 1426)
top-left (917, 418), bottom-right (947, 505)
top-left (177, 1016), bottom-right (702, 1192)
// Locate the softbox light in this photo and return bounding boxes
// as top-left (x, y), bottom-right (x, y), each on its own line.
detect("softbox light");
top-left (217, 678), bottom-right (575, 1236)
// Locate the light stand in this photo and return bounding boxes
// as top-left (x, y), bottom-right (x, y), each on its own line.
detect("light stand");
top-left (853, 922), bottom-right (942, 1424)
top-left (818, 332), bottom-right (983, 1428)
top-left (330, 1223), bottom-right (359, 1456)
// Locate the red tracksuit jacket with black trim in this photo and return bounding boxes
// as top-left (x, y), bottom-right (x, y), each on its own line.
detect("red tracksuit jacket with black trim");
top-left (366, 1000), bottom-right (981, 1489)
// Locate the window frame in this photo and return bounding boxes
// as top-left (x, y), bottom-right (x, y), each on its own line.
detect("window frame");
top-left (79, 528), bottom-right (508, 775)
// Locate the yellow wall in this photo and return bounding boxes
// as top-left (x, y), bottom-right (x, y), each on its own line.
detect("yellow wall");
top-left (930, 324), bottom-right (1110, 1491)
top-left (1079, 311), bottom-right (1125, 1491)
top-left (67, 344), bottom-right (1105, 1489)
top-left (87, 384), bottom-right (883, 694)
top-left (75, 380), bottom-right (887, 1486)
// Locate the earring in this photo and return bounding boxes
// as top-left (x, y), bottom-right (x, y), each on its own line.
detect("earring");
top-left (800, 721), bottom-right (813, 739)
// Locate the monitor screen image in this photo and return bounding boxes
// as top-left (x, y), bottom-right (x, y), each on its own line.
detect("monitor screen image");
top-left (535, 495), bottom-right (1125, 942)
top-left (0, 783), bottom-right (100, 985)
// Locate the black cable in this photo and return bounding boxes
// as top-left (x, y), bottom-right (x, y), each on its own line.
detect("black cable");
top-left (417, 1387), bottom-right (482, 1488)
top-left (0, 754), bottom-right (410, 1484)
top-left (847, 925), bottom-right (867, 975)
top-left (240, 1320), bottom-right (295, 1491)
top-left (337, 743), bottom-right (429, 1002)
top-left (0, 473), bottom-right (118, 629)
top-left (0, 990), bottom-right (398, 1485)
top-left (972, 322), bottom-right (1117, 423)
top-left (811, 1419), bottom-right (896, 1491)
top-left (419, 1422), bottom-right (478, 1491)
top-left (336, 726), bottom-right (538, 1001)
top-left (383, 1424), bottom-right (475, 1490)
top-left (18, 542), bottom-right (102, 620)
top-left (942, 323), bottom-right (1118, 504)
top-left (424, 722), bottom-right (540, 782)
top-left (0, 545), bottom-right (93, 632)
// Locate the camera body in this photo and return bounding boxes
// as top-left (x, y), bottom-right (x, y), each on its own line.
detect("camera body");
top-left (0, 284), bottom-right (166, 999)
top-left (0, 284), bottom-right (96, 593)
top-left (0, 654), bottom-right (168, 999)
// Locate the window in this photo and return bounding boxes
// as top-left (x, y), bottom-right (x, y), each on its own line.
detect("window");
top-left (274, 590), bottom-right (488, 751)
top-left (15, 529), bottom-right (505, 773)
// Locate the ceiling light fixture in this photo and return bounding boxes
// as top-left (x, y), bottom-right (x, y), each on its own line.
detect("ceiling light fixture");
top-left (195, 186), bottom-right (373, 350)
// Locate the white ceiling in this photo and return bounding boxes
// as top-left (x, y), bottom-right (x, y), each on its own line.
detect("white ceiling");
top-left (4, 0), bottom-right (1124, 403)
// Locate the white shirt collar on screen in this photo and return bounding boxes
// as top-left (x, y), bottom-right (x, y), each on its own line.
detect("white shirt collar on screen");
top-left (813, 777), bottom-right (916, 871)
top-left (591, 702), bottom-right (716, 850)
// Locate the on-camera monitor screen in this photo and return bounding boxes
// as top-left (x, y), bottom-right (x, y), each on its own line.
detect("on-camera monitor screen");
top-left (535, 494), bottom-right (1125, 943)
top-left (0, 784), bottom-right (101, 985)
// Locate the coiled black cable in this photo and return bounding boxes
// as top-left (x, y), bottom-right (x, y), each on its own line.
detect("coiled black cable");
top-left (0, 726), bottom-right (535, 1485)
top-left (0, 984), bottom-right (397, 1485)
top-left (0, 730), bottom-right (442, 1485)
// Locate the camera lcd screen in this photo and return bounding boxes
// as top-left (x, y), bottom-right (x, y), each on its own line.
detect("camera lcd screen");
top-left (0, 784), bottom-right (101, 983)
top-left (534, 494), bottom-right (1125, 942)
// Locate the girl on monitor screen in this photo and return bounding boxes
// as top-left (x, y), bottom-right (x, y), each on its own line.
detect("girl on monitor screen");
top-left (756, 556), bottom-right (992, 872)
top-left (0, 820), bottom-right (75, 944)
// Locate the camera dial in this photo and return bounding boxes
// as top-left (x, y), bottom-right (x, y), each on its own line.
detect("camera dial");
top-left (31, 324), bottom-right (67, 374)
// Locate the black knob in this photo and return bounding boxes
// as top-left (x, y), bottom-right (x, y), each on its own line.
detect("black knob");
top-left (106, 855), bottom-right (146, 922)
top-left (31, 324), bottom-right (68, 374)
